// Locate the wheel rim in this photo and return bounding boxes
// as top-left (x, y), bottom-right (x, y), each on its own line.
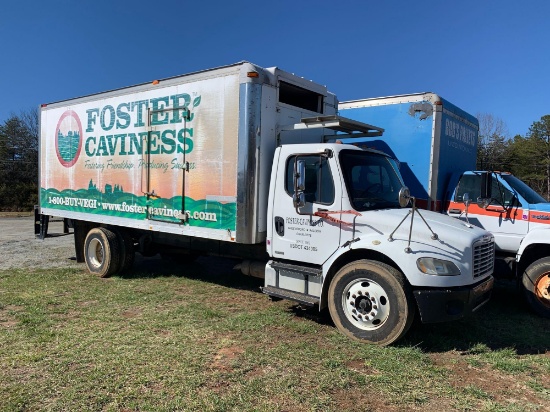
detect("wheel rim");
top-left (342, 278), bottom-right (390, 330)
top-left (534, 272), bottom-right (550, 308)
top-left (87, 238), bottom-right (104, 269)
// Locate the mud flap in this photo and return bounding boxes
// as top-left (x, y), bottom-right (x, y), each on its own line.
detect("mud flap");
top-left (34, 206), bottom-right (49, 240)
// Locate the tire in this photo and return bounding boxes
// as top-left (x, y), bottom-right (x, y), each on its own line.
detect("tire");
top-left (84, 227), bottom-right (121, 278)
top-left (114, 229), bottom-right (135, 274)
top-left (328, 260), bottom-right (415, 346)
top-left (522, 257), bottom-right (550, 318)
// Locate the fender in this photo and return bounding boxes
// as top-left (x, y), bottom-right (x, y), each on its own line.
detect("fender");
top-left (318, 227), bottom-right (487, 308)
top-left (320, 244), bottom-right (399, 309)
top-left (516, 226), bottom-right (550, 262)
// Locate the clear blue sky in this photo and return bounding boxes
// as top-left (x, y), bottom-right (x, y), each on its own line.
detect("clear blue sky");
top-left (1, 1), bottom-right (548, 138)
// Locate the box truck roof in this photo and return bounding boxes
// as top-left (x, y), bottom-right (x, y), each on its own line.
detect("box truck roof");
top-left (40, 61), bottom-right (331, 110)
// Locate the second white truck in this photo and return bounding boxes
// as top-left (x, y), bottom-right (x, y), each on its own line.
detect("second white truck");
top-left (37, 64), bottom-right (495, 345)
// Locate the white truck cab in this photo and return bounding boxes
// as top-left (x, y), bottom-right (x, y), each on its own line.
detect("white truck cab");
top-left (263, 143), bottom-right (494, 344)
top-left (447, 170), bottom-right (550, 317)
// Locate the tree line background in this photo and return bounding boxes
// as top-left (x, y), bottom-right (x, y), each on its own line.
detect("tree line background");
top-left (0, 109), bottom-right (39, 211)
top-left (477, 113), bottom-right (550, 198)
top-left (1, 109), bottom-right (550, 211)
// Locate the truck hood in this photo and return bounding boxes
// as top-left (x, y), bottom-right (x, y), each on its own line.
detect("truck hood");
top-left (353, 207), bottom-right (489, 245)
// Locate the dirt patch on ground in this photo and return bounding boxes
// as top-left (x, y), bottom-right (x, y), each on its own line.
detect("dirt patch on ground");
top-left (200, 344), bottom-right (246, 395)
top-left (210, 345), bottom-right (245, 372)
top-left (346, 359), bottom-right (379, 375)
top-left (0, 305), bottom-right (25, 328)
top-left (329, 386), bottom-right (421, 412)
top-left (430, 351), bottom-right (544, 407)
top-left (121, 308), bottom-right (143, 319)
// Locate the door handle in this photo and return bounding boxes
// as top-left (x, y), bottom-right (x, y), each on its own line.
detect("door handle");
top-left (448, 208), bottom-right (462, 214)
top-left (274, 216), bottom-right (284, 236)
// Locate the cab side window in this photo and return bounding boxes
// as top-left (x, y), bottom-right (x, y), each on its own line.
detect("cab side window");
top-left (455, 174), bottom-right (481, 202)
top-left (456, 174), bottom-right (518, 207)
top-left (286, 155), bottom-right (334, 205)
top-left (491, 178), bottom-right (517, 206)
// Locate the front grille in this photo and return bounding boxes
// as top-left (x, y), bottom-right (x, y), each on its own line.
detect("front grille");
top-left (473, 237), bottom-right (495, 278)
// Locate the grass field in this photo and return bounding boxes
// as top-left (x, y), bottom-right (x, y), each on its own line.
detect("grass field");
top-left (0, 258), bottom-right (548, 411)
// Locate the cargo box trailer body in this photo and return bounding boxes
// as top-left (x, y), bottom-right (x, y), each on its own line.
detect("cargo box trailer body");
top-left (40, 62), bottom-right (335, 245)
top-left (340, 93), bottom-right (478, 211)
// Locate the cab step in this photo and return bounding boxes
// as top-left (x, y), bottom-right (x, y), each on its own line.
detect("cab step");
top-left (270, 261), bottom-right (322, 277)
top-left (261, 285), bottom-right (319, 307)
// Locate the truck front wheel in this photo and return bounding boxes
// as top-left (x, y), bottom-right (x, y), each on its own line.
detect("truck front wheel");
top-left (328, 260), bottom-right (414, 346)
top-left (522, 257), bottom-right (550, 318)
top-left (84, 227), bottom-right (121, 278)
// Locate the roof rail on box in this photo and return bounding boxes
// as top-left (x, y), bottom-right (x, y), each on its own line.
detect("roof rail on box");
top-left (283, 115), bottom-right (384, 140)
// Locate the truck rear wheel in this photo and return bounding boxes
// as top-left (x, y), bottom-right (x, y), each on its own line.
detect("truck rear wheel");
top-left (84, 227), bottom-right (120, 278)
top-left (522, 257), bottom-right (550, 318)
top-left (328, 260), bottom-right (414, 346)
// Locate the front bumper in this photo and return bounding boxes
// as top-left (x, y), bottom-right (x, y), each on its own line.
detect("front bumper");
top-left (413, 276), bottom-right (494, 323)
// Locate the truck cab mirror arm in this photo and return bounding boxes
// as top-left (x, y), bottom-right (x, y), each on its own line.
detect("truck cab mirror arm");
top-left (478, 171), bottom-right (499, 209)
top-left (480, 172), bottom-right (493, 199)
top-left (293, 159), bottom-right (309, 213)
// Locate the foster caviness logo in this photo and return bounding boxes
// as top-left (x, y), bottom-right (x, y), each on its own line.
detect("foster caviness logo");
top-left (55, 110), bottom-right (82, 167)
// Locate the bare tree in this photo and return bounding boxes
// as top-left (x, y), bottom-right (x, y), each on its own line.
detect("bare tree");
top-left (476, 113), bottom-right (510, 170)
top-left (19, 107), bottom-right (39, 149)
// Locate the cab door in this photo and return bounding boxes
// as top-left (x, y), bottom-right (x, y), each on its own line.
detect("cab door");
top-left (270, 151), bottom-right (342, 265)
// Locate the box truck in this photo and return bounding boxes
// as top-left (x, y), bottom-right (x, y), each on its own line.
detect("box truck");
top-left (340, 92), bottom-right (549, 318)
top-left (38, 65), bottom-right (495, 345)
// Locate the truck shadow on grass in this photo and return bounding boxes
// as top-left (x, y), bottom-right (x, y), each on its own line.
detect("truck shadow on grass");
top-left (270, 280), bottom-right (550, 355)
top-left (284, 279), bottom-right (549, 353)
top-left (291, 280), bottom-right (550, 355)
top-left (121, 255), bottom-right (265, 292)
top-left (122, 258), bottom-right (548, 353)
top-left (401, 279), bottom-right (550, 354)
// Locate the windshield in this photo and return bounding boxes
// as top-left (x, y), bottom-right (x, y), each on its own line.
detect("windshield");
top-left (501, 174), bottom-right (548, 204)
top-left (339, 150), bottom-right (404, 211)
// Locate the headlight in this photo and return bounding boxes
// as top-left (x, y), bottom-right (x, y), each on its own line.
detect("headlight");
top-left (417, 258), bottom-right (461, 276)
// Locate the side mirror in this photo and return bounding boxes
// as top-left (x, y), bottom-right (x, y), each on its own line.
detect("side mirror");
top-left (476, 198), bottom-right (491, 209)
top-left (293, 192), bottom-right (306, 208)
top-left (293, 160), bottom-right (306, 208)
top-left (295, 160), bottom-right (306, 191)
top-left (398, 186), bottom-right (411, 207)
top-left (462, 192), bottom-right (472, 223)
